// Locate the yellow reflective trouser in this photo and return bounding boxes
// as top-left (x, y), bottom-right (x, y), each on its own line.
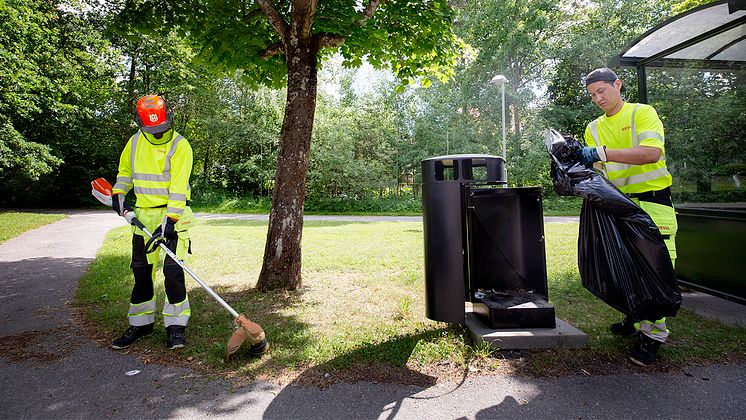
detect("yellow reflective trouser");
top-left (632, 198), bottom-right (678, 343)
top-left (132, 206), bottom-right (194, 264)
top-left (127, 206), bottom-right (194, 327)
top-left (636, 200), bottom-right (678, 266)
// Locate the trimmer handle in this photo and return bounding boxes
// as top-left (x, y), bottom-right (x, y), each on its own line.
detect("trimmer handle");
top-left (123, 211), bottom-right (162, 254)
top-left (124, 210), bottom-right (147, 231)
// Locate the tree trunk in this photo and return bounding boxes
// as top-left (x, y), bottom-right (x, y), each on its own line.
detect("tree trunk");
top-left (510, 84), bottom-right (521, 138)
top-left (202, 144), bottom-right (211, 185)
top-left (696, 177), bottom-right (712, 193)
top-left (256, 41), bottom-right (318, 291)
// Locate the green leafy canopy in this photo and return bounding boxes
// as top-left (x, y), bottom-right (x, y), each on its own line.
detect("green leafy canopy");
top-left (114, 0), bottom-right (464, 88)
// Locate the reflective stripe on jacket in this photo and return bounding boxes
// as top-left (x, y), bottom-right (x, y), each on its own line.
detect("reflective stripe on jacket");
top-left (112, 130), bottom-right (193, 220)
top-left (585, 103), bottom-right (672, 194)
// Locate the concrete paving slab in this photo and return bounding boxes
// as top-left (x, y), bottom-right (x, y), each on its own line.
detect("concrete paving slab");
top-left (681, 291), bottom-right (746, 327)
top-left (465, 312), bottom-right (588, 350)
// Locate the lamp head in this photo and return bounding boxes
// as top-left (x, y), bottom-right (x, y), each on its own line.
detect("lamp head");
top-left (490, 75), bottom-right (508, 85)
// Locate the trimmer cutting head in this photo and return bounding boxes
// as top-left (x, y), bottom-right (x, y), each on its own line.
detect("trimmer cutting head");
top-left (225, 315), bottom-right (269, 360)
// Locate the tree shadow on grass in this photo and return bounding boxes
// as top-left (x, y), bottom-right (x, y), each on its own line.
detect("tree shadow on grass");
top-left (261, 328), bottom-right (460, 420)
top-left (188, 285), bottom-right (453, 388)
top-left (287, 328), bottom-right (448, 388)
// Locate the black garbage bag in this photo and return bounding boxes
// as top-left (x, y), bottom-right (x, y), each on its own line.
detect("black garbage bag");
top-left (545, 129), bottom-right (681, 321)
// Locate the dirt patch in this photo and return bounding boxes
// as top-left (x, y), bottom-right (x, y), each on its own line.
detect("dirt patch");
top-left (273, 362), bottom-right (439, 389)
top-left (0, 328), bottom-right (81, 364)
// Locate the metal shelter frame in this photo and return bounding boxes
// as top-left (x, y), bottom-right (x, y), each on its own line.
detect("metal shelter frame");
top-left (610, 0), bottom-right (746, 103)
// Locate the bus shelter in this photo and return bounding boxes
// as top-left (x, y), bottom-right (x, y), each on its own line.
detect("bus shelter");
top-left (610, 0), bottom-right (746, 304)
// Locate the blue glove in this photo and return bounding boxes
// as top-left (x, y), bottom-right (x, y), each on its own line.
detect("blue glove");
top-left (576, 146), bottom-right (607, 166)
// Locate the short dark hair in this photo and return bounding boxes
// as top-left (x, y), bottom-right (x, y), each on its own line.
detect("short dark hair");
top-left (585, 68), bottom-right (619, 86)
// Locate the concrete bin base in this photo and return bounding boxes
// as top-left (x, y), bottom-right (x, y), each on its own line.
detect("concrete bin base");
top-left (465, 312), bottom-right (588, 350)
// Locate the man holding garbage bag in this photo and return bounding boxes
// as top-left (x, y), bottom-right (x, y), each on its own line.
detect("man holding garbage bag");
top-left (577, 67), bottom-right (678, 366)
top-left (110, 95), bottom-right (195, 351)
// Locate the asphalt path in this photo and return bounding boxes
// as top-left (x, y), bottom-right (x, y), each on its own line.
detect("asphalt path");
top-left (194, 213), bottom-right (580, 224)
top-left (1, 210), bottom-right (745, 419)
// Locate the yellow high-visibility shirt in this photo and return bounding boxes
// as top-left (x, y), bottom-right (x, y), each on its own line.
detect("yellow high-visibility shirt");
top-left (584, 102), bottom-right (672, 194)
top-left (112, 130), bottom-right (192, 220)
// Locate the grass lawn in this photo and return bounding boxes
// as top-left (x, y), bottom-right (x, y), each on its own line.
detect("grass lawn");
top-left (0, 212), bottom-right (67, 243)
top-left (76, 218), bottom-right (746, 385)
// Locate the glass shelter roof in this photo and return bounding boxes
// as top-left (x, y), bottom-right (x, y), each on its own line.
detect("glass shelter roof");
top-left (613, 0), bottom-right (746, 70)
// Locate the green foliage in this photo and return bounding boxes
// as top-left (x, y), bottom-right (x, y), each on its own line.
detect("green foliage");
top-left (192, 193), bottom-right (584, 216)
top-left (339, 0), bottom-right (464, 85)
top-left (457, 0), bottom-right (564, 131)
top-left (2, 0), bottom-right (742, 211)
top-left (186, 77), bottom-right (284, 196)
top-left (542, 195), bottom-right (583, 215)
top-left (115, 0), bottom-right (462, 89)
top-left (715, 163), bottom-right (746, 177)
top-left (309, 72), bottom-right (403, 199)
top-left (190, 188), bottom-right (272, 214)
top-left (0, 120), bottom-right (62, 181)
top-left (0, 0), bottom-right (129, 206)
top-left (541, 0), bottom-right (678, 136)
top-left (651, 68), bottom-right (746, 194)
top-left (671, 0), bottom-right (713, 13)
top-left (393, 0), bottom-right (571, 192)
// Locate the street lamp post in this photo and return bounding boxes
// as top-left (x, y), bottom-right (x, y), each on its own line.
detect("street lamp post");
top-left (490, 74), bottom-right (508, 160)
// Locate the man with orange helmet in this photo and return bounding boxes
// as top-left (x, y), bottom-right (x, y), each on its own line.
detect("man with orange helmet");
top-left (110, 95), bottom-right (195, 350)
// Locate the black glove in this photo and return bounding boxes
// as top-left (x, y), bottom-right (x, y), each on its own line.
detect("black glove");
top-left (112, 193), bottom-right (125, 216)
top-left (156, 217), bottom-right (178, 240)
top-left (145, 217), bottom-right (178, 253)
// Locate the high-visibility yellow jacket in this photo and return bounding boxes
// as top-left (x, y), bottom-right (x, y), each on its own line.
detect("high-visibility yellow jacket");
top-left (584, 102), bottom-right (672, 194)
top-left (112, 130), bottom-right (193, 220)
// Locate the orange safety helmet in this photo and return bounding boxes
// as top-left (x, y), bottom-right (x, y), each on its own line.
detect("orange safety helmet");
top-left (134, 95), bottom-right (173, 134)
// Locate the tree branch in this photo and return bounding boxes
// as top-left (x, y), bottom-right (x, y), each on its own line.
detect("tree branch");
top-left (260, 42), bottom-right (285, 59)
top-left (242, 7), bottom-right (263, 24)
top-left (361, 0), bottom-right (384, 25)
top-left (256, 0), bottom-right (290, 42)
top-left (314, 33), bottom-right (345, 50)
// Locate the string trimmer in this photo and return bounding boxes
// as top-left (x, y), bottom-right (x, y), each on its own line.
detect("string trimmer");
top-left (91, 178), bottom-right (268, 359)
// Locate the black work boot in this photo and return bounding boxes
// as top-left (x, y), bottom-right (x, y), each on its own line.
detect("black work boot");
top-left (166, 325), bottom-right (187, 350)
top-left (112, 324), bottom-right (154, 349)
top-left (610, 317), bottom-right (637, 337)
top-left (629, 334), bottom-right (662, 366)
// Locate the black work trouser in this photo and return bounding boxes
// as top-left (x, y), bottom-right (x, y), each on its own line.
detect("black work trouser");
top-left (130, 234), bottom-right (186, 305)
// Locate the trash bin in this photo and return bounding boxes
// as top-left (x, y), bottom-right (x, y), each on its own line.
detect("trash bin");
top-left (422, 154), bottom-right (553, 328)
top-left (422, 155), bottom-right (506, 323)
